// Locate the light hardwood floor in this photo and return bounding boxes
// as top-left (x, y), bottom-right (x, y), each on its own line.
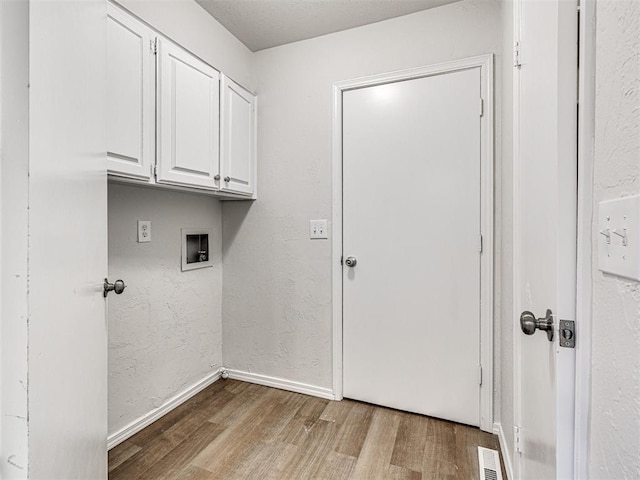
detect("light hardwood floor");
top-left (109, 379), bottom-right (506, 479)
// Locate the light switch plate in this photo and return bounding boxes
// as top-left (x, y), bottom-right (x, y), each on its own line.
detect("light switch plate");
top-left (598, 195), bottom-right (640, 280)
top-left (309, 219), bottom-right (328, 239)
top-left (137, 220), bottom-right (151, 243)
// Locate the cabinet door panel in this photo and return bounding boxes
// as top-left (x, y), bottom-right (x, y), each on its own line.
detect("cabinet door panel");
top-left (220, 75), bottom-right (256, 196)
top-left (107, 4), bottom-right (154, 179)
top-left (157, 39), bottom-right (220, 189)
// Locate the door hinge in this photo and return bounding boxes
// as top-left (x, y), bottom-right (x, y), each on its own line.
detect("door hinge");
top-left (151, 163), bottom-right (157, 177)
top-left (340, 256), bottom-right (344, 266)
top-left (479, 98), bottom-right (484, 117)
top-left (478, 365), bottom-right (483, 385)
top-left (513, 42), bottom-right (522, 68)
top-left (514, 425), bottom-right (523, 454)
top-left (151, 38), bottom-right (158, 55)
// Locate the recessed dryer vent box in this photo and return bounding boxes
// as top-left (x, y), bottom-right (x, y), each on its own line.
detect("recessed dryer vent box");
top-left (181, 228), bottom-right (213, 272)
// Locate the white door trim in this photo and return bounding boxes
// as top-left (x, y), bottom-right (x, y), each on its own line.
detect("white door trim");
top-left (512, 2), bottom-right (523, 475)
top-left (575, 0), bottom-right (596, 476)
top-left (331, 54), bottom-right (495, 432)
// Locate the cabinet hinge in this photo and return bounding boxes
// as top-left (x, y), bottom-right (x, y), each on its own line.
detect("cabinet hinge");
top-left (478, 365), bottom-right (483, 385)
top-left (479, 234), bottom-right (483, 253)
top-left (513, 42), bottom-right (522, 68)
top-left (340, 256), bottom-right (344, 266)
top-left (514, 425), bottom-right (523, 453)
top-left (150, 38), bottom-right (158, 55)
top-left (151, 163), bottom-right (157, 178)
top-left (479, 98), bottom-right (484, 117)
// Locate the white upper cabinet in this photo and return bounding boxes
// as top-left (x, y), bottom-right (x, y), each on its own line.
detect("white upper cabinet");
top-left (220, 75), bottom-right (256, 196)
top-left (107, 4), bottom-right (155, 180)
top-left (156, 38), bottom-right (221, 190)
top-left (106, 4), bottom-right (256, 198)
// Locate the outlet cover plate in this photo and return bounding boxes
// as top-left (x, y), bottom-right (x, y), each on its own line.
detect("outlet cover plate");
top-left (137, 220), bottom-right (151, 243)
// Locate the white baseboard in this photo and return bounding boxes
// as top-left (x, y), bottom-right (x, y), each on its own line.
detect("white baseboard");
top-left (107, 369), bottom-right (222, 450)
top-left (108, 368), bottom-right (334, 450)
top-left (493, 422), bottom-right (514, 480)
top-left (225, 369), bottom-right (335, 400)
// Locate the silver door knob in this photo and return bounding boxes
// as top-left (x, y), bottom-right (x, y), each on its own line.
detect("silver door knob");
top-left (345, 256), bottom-right (357, 267)
top-left (104, 278), bottom-right (126, 298)
top-left (520, 309), bottom-right (554, 341)
top-left (224, 176), bottom-right (231, 182)
top-left (214, 174), bottom-right (220, 181)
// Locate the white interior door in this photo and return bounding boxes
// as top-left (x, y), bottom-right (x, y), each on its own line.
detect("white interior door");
top-left (514, 0), bottom-right (578, 478)
top-left (343, 68), bottom-right (482, 427)
top-left (28, 1), bottom-right (108, 478)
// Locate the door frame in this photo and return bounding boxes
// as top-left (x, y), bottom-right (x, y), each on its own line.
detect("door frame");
top-left (331, 54), bottom-right (495, 432)
top-left (574, 0), bottom-right (596, 476)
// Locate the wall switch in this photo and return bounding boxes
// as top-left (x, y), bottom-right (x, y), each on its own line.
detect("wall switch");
top-left (137, 220), bottom-right (151, 243)
top-left (598, 195), bottom-right (640, 280)
top-left (309, 219), bottom-right (328, 239)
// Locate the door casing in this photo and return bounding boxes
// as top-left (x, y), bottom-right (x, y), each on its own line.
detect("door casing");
top-left (574, 0), bottom-right (596, 476)
top-left (331, 54), bottom-right (495, 432)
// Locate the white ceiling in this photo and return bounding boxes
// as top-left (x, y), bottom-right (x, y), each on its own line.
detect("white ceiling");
top-left (194, 0), bottom-right (460, 52)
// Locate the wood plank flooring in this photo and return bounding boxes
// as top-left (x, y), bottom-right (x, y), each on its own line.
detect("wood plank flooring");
top-left (109, 380), bottom-right (506, 479)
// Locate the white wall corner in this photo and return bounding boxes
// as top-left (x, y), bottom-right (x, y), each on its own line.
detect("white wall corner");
top-left (225, 369), bottom-right (336, 401)
top-left (108, 368), bottom-right (336, 451)
top-left (493, 422), bottom-right (514, 480)
top-left (108, 369), bottom-right (222, 450)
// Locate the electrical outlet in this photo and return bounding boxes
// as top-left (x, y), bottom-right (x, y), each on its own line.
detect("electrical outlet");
top-left (309, 219), bottom-right (328, 239)
top-left (137, 220), bottom-right (151, 243)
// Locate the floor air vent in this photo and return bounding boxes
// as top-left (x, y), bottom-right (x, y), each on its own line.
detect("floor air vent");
top-left (478, 446), bottom-right (503, 480)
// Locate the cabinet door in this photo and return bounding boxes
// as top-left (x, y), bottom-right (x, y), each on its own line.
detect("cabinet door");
top-left (107, 4), bottom-right (155, 180)
top-left (220, 75), bottom-right (256, 196)
top-left (157, 39), bottom-right (220, 189)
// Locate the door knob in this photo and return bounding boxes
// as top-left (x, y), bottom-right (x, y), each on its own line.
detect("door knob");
top-left (345, 256), bottom-right (357, 267)
top-left (520, 309), bottom-right (554, 341)
top-left (104, 278), bottom-right (126, 298)
top-left (224, 176), bottom-right (231, 182)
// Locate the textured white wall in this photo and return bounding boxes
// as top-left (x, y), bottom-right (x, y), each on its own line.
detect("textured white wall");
top-left (106, 0), bottom-right (253, 438)
top-left (116, 0), bottom-right (255, 90)
top-left (222, 0), bottom-right (503, 393)
top-left (589, 0), bottom-right (640, 478)
top-left (108, 184), bottom-right (223, 435)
